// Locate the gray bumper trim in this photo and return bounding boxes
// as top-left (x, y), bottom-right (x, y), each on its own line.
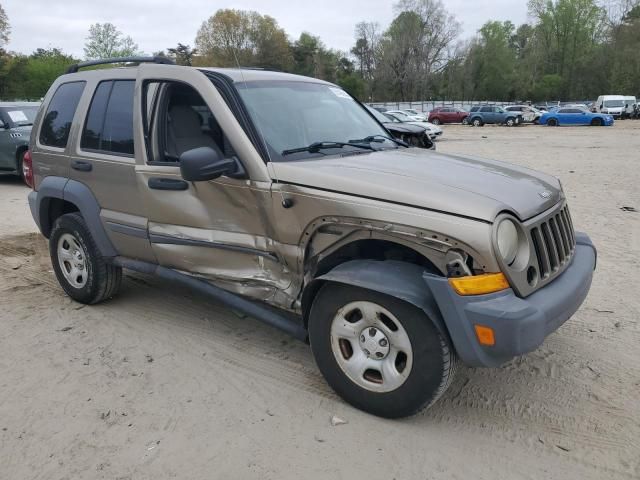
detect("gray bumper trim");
top-left (424, 232), bottom-right (596, 367)
top-left (28, 191), bottom-right (41, 232)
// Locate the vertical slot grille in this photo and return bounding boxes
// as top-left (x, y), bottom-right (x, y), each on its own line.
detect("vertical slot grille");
top-left (529, 205), bottom-right (576, 282)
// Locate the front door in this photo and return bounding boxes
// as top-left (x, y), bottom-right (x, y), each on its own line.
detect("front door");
top-left (133, 66), bottom-right (291, 302)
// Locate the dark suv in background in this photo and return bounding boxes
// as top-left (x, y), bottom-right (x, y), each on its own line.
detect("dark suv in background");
top-left (467, 106), bottom-right (523, 127)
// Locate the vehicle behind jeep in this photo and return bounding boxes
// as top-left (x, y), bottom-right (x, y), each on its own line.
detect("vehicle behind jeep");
top-left (26, 57), bottom-right (596, 418)
top-left (468, 105), bottom-right (523, 127)
top-left (0, 102), bottom-right (40, 182)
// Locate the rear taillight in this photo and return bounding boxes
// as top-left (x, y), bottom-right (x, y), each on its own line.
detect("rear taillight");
top-left (22, 150), bottom-right (34, 189)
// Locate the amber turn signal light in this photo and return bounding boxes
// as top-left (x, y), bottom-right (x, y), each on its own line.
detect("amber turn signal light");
top-left (474, 325), bottom-right (496, 346)
top-left (448, 273), bottom-right (510, 296)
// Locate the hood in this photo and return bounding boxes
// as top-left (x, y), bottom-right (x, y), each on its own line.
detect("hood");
top-left (271, 148), bottom-right (563, 222)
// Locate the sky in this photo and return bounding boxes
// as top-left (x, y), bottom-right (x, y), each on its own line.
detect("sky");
top-left (3, 0), bottom-right (530, 58)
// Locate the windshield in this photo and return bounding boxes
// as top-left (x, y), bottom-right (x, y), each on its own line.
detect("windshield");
top-left (236, 81), bottom-right (394, 161)
top-left (3, 106), bottom-right (39, 127)
top-left (390, 111), bottom-right (412, 122)
top-left (604, 100), bottom-right (624, 108)
top-left (366, 106), bottom-right (390, 123)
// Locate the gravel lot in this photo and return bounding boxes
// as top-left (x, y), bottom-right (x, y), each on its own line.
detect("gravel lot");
top-left (1, 122), bottom-right (639, 479)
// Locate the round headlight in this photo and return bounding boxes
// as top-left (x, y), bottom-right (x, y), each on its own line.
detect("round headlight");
top-left (496, 219), bottom-right (518, 265)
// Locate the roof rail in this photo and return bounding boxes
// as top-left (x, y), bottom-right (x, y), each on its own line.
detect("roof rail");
top-left (66, 56), bottom-right (176, 74)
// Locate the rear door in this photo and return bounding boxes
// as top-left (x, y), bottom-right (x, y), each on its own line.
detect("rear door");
top-left (68, 71), bottom-right (156, 262)
top-left (133, 65), bottom-right (291, 299)
top-left (441, 108), bottom-right (454, 123)
top-left (480, 106), bottom-right (493, 123)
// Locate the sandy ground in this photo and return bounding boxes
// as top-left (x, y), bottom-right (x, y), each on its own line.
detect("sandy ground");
top-left (1, 122), bottom-right (639, 480)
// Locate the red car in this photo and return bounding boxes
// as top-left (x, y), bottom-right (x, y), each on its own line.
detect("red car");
top-left (428, 107), bottom-right (469, 125)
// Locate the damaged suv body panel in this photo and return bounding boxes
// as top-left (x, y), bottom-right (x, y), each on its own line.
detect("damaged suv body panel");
top-left (27, 60), bottom-right (595, 394)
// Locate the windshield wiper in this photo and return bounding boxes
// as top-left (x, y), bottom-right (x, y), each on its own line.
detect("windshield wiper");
top-left (282, 141), bottom-right (375, 156)
top-left (348, 134), bottom-right (408, 147)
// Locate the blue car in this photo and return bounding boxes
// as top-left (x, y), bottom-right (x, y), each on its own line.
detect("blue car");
top-left (540, 107), bottom-right (614, 126)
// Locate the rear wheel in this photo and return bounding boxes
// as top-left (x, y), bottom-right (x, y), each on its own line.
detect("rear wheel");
top-left (461, 116), bottom-right (469, 125)
top-left (591, 117), bottom-right (603, 126)
top-left (472, 117), bottom-right (483, 127)
top-left (431, 118), bottom-right (441, 125)
top-left (547, 118), bottom-right (558, 126)
top-left (49, 213), bottom-right (122, 304)
top-left (308, 283), bottom-right (457, 418)
top-left (506, 117), bottom-right (516, 127)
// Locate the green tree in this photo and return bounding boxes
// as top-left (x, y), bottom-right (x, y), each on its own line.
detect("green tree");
top-left (474, 21), bottom-right (518, 100)
top-left (83, 23), bottom-right (141, 60)
top-left (0, 3), bottom-right (9, 48)
top-left (167, 43), bottom-right (197, 66)
top-left (195, 9), bottom-right (291, 70)
top-left (528, 0), bottom-right (607, 98)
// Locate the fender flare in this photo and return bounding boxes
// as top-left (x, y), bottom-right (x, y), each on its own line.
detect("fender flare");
top-left (34, 176), bottom-right (117, 257)
top-left (302, 259), bottom-right (451, 343)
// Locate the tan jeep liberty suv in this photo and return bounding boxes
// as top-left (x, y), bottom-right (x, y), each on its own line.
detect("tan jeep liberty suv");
top-left (25, 57), bottom-right (596, 418)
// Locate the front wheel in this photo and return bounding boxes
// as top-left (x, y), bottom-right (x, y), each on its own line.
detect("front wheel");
top-left (431, 118), bottom-right (441, 125)
top-left (49, 213), bottom-right (122, 304)
top-left (506, 117), bottom-right (516, 127)
top-left (461, 117), bottom-right (469, 125)
top-left (16, 151), bottom-right (26, 183)
top-left (547, 118), bottom-right (558, 126)
top-left (308, 283), bottom-right (457, 418)
top-left (472, 117), bottom-right (483, 127)
top-left (591, 117), bottom-right (603, 126)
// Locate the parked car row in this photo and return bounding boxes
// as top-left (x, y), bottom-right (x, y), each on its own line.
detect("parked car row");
top-left (372, 101), bottom-right (624, 128)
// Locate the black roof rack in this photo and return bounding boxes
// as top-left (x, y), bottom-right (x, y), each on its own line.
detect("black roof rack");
top-left (66, 56), bottom-right (176, 74)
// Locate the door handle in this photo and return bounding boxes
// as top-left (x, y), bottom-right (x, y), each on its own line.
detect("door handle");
top-left (71, 160), bottom-right (92, 172)
top-left (148, 177), bottom-right (189, 191)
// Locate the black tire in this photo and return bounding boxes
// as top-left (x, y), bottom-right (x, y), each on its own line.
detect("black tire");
top-left (16, 150), bottom-right (25, 181)
top-left (431, 118), bottom-right (441, 125)
top-left (308, 283), bottom-right (457, 418)
top-left (547, 118), bottom-right (558, 126)
top-left (49, 213), bottom-right (122, 304)
top-left (461, 116), bottom-right (469, 125)
top-left (591, 117), bottom-right (603, 126)
top-left (472, 117), bottom-right (483, 127)
top-left (506, 117), bottom-right (516, 127)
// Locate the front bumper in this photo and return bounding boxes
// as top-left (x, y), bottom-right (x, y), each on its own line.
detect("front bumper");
top-left (424, 232), bottom-right (596, 367)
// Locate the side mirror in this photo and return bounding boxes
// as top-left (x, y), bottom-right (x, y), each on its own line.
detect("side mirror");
top-left (179, 147), bottom-right (245, 182)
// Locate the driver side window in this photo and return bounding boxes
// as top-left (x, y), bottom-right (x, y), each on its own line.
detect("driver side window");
top-left (143, 81), bottom-right (235, 165)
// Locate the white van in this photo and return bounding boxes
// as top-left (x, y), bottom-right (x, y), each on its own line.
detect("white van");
top-left (595, 95), bottom-right (626, 118)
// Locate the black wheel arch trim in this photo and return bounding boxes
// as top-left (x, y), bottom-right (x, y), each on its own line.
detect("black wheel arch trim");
top-left (32, 176), bottom-right (117, 257)
top-left (302, 259), bottom-right (451, 344)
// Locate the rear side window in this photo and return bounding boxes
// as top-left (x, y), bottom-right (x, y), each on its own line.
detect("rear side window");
top-left (81, 80), bottom-right (135, 156)
top-left (39, 81), bottom-right (86, 148)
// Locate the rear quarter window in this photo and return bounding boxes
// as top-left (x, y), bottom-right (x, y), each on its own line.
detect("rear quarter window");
top-left (39, 81), bottom-right (86, 148)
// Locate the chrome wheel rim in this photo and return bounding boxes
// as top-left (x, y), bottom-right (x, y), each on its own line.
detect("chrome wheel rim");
top-left (57, 233), bottom-right (88, 289)
top-left (330, 301), bottom-right (413, 393)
